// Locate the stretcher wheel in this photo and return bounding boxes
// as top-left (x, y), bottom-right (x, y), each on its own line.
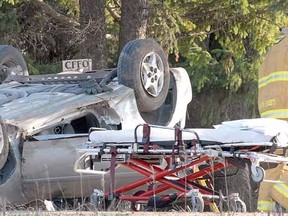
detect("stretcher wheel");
top-left (189, 196), bottom-right (204, 212)
top-left (131, 190), bottom-right (146, 211)
top-left (90, 189), bottom-right (105, 210)
top-left (230, 199), bottom-right (247, 212)
top-left (114, 200), bottom-right (132, 211)
top-left (251, 166), bottom-right (265, 182)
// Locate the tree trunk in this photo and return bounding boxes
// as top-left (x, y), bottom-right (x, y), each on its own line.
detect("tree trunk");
top-left (118, 0), bottom-right (149, 52)
top-left (79, 0), bottom-right (107, 70)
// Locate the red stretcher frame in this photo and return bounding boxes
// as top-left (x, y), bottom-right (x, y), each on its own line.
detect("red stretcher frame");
top-left (112, 156), bottom-right (230, 201)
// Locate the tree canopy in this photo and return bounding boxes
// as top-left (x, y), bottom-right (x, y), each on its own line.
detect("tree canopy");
top-left (1, 0), bottom-right (287, 126)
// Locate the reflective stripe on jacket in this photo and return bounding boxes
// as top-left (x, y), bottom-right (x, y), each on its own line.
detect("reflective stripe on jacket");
top-left (273, 183), bottom-right (288, 198)
top-left (257, 200), bottom-right (275, 212)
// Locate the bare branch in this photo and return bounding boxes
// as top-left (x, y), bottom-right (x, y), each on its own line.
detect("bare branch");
top-left (106, 3), bottom-right (121, 22)
top-left (113, 0), bottom-right (121, 7)
top-left (31, 0), bottom-right (80, 28)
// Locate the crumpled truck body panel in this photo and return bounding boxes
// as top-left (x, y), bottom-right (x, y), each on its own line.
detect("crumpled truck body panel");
top-left (0, 83), bottom-right (143, 134)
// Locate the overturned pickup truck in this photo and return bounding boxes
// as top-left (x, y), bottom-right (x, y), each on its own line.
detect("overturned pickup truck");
top-left (0, 39), bottom-right (192, 206)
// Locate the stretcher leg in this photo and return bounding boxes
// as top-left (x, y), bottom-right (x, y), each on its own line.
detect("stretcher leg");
top-left (105, 156), bottom-right (231, 212)
top-left (194, 166), bottom-right (220, 212)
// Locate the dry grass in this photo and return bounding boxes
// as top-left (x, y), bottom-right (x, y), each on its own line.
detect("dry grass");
top-left (0, 212), bottom-right (269, 216)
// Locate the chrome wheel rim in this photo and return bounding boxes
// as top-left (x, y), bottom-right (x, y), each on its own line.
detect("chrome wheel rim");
top-left (140, 52), bottom-right (164, 97)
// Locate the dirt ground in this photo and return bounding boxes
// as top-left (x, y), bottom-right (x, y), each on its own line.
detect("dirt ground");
top-left (1, 212), bottom-right (270, 216)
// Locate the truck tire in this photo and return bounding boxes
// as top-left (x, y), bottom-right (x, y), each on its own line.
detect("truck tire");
top-left (214, 162), bottom-right (257, 212)
top-left (0, 45), bottom-right (28, 83)
top-left (0, 119), bottom-right (9, 170)
top-left (117, 38), bottom-right (170, 112)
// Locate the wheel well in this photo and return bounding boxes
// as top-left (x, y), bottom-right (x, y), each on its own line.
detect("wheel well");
top-left (70, 114), bottom-right (100, 133)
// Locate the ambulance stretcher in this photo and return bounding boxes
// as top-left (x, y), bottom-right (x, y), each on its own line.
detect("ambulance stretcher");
top-left (74, 118), bottom-right (288, 212)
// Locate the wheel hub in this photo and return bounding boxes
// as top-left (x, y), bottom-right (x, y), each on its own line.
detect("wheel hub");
top-left (141, 52), bottom-right (164, 97)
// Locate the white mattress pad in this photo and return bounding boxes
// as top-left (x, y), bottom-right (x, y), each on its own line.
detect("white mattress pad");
top-left (89, 118), bottom-right (288, 147)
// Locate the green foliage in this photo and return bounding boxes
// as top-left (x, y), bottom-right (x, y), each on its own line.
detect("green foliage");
top-left (47, 0), bottom-right (79, 18)
top-left (148, 1), bottom-right (182, 53)
top-left (24, 55), bottom-right (61, 75)
top-left (0, 0), bottom-right (22, 6)
top-left (0, 2), bottom-right (20, 44)
top-left (159, 0), bottom-right (288, 94)
top-left (105, 2), bottom-right (120, 67)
